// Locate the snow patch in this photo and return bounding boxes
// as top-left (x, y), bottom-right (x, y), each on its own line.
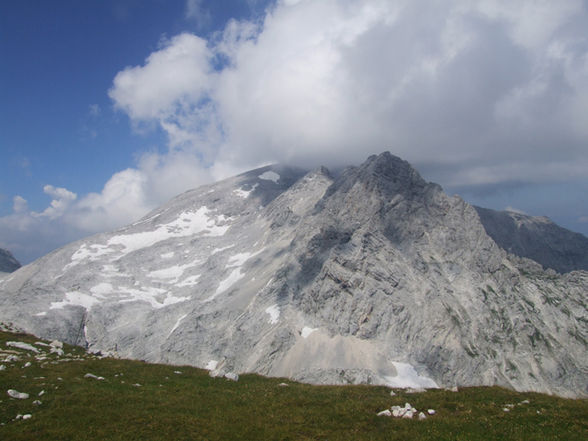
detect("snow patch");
top-left (211, 245), bottom-right (234, 255)
top-left (226, 248), bottom-right (264, 267)
top-left (265, 304), bottom-right (280, 324)
top-left (210, 268), bottom-right (245, 299)
top-left (384, 362), bottom-right (438, 389)
top-left (63, 207), bottom-right (230, 266)
top-left (117, 286), bottom-right (189, 309)
top-left (176, 274), bottom-right (201, 287)
top-left (50, 292), bottom-right (101, 311)
top-left (90, 283), bottom-right (113, 296)
top-left (233, 183), bottom-right (258, 198)
top-left (169, 314), bottom-right (188, 336)
top-left (259, 171), bottom-right (280, 183)
top-left (301, 327), bottom-right (317, 338)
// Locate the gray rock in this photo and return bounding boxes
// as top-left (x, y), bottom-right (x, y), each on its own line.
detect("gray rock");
top-left (475, 206), bottom-right (588, 273)
top-left (0, 153), bottom-right (586, 398)
top-left (0, 248), bottom-right (20, 273)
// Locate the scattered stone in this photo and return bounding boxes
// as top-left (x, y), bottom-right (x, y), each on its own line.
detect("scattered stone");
top-left (446, 386), bottom-right (459, 392)
top-left (377, 409), bottom-right (392, 417)
top-left (23, 362), bottom-right (31, 368)
top-left (503, 408), bottom-right (510, 412)
top-left (22, 414), bottom-right (32, 420)
top-left (49, 341), bottom-right (64, 357)
top-left (50, 340), bottom-right (63, 349)
top-left (6, 341), bottom-right (39, 353)
top-left (132, 383), bottom-right (142, 387)
top-left (7, 389), bottom-right (29, 399)
top-left (278, 383), bottom-right (289, 387)
top-left (33, 400), bottom-right (42, 406)
top-left (427, 409), bottom-right (436, 415)
top-left (174, 370), bottom-right (182, 374)
top-left (405, 387), bottom-right (426, 394)
top-left (520, 399), bottom-right (530, 405)
top-left (389, 390), bottom-right (396, 396)
top-left (84, 373), bottom-right (105, 380)
top-left (0, 365), bottom-right (5, 371)
top-left (418, 412), bottom-right (427, 420)
top-left (224, 372), bottom-right (239, 381)
top-left (38, 390), bottom-right (45, 397)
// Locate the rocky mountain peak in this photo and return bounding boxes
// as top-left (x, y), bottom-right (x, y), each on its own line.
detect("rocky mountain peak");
top-left (475, 206), bottom-right (588, 273)
top-left (0, 248), bottom-right (21, 273)
top-left (0, 154), bottom-right (586, 398)
top-left (322, 152), bottom-right (431, 203)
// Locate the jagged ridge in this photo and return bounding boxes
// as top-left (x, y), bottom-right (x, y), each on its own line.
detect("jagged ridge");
top-left (0, 152), bottom-right (586, 398)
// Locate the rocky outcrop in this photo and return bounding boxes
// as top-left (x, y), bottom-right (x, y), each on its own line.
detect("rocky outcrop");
top-left (0, 153), bottom-right (586, 398)
top-left (0, 248), bottom-right (21, 273)
top-left (475, 207), bottom-right (588, 273)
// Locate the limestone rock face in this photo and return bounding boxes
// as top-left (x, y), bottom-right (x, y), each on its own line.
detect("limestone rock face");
top-left (0, 248), bottom-right (21, 273)
top-left (0, 153), bottom-right (586, 398)
top-left (475, 206), bottom-right (588, 273)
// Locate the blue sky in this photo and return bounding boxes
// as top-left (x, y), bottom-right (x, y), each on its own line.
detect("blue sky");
top-left (1, 0), bottom-right (588, 264)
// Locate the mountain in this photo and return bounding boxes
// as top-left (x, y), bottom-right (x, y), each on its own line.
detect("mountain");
top-left (0, 152), bottom-right (586, 397)
top-left (475, 207), bottom-right (588, 274)
top-left (0, 248), bottom-right (21, 273)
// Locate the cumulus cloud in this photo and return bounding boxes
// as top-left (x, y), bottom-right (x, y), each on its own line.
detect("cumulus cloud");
top-left (4, 0), bottom-right (588, 263)
top-left (108, 0), bottom-right (588, 187)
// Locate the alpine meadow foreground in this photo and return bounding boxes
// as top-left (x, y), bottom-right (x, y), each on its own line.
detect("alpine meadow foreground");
top-left (1, 329), bottom-right (586, 441)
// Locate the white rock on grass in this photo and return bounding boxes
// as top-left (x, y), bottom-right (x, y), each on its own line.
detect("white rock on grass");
top-left (418, 412), bottom-right (427, 420)
top-left (23, 362), bottom-right (31, 368)
top-left (6, 342), bottom-right (39, 353)
top-left (377, 409), bottom-right (392, 417)
top-left (0, 365), bottom-right (5, 371)
top-left (22, 414), bottom-right (32, 420)
top-left (224, 372), bottom-right (239, 381)
top-left (427, 409), bottom-right (436, 415)
top-left (7, 389), bottom-right (29, 399)
top-left (33, 400), bottom-right (42, 405)
top-left (38, 390), bottom-right (45, 397)
top-left (84, 373), bottom-right (105, 380)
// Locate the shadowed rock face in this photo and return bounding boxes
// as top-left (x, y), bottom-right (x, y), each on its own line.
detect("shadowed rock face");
top-left (0, 153), bottom-right (586, 398)
top-left (475, 207), bottom-right (588, 274)
top-left (0, 248), bottom-right (21, 273)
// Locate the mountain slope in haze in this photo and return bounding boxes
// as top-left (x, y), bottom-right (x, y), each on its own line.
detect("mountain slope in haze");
top-left (0, 248), bottom-right (21, 273)
top-left (475, 206), bottom-right (588, 274)
top-left (0, 152), bottom-right (586, 398)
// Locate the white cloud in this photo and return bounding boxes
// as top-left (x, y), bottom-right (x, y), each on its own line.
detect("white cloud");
top-left (4, 0), bottom-right (588, 263)
top-left (109, 33), bottom-right (213, 122)
top-left (505, 206), bottom-right (527, 215)
top-left (12, 196), bottom-right (28, 214)
top-left (185, 0), bottom-right (211, 28)
top-left (107, 0), bottom-right (588, 186)
top-left (33, 185), bottom-right (77, 220)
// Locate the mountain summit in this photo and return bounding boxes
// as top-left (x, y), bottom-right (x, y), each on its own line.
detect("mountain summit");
top-left (0, 153), bottom-right (586, 397)
top-left (0, 248), bottom-right (20, 273)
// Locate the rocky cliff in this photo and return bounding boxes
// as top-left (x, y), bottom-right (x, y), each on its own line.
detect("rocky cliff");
top-left (0, 153), bottom-right (586, 397)
top-left (0, 248), bottom-right (21, 273)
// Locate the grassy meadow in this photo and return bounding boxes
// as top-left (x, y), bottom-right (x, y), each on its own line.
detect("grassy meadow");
top-left (1, 329), bottom-right (586, 440)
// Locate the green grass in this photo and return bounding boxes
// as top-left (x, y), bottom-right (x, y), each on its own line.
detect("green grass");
top-left (1, 330), bottom-right (587, 440)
